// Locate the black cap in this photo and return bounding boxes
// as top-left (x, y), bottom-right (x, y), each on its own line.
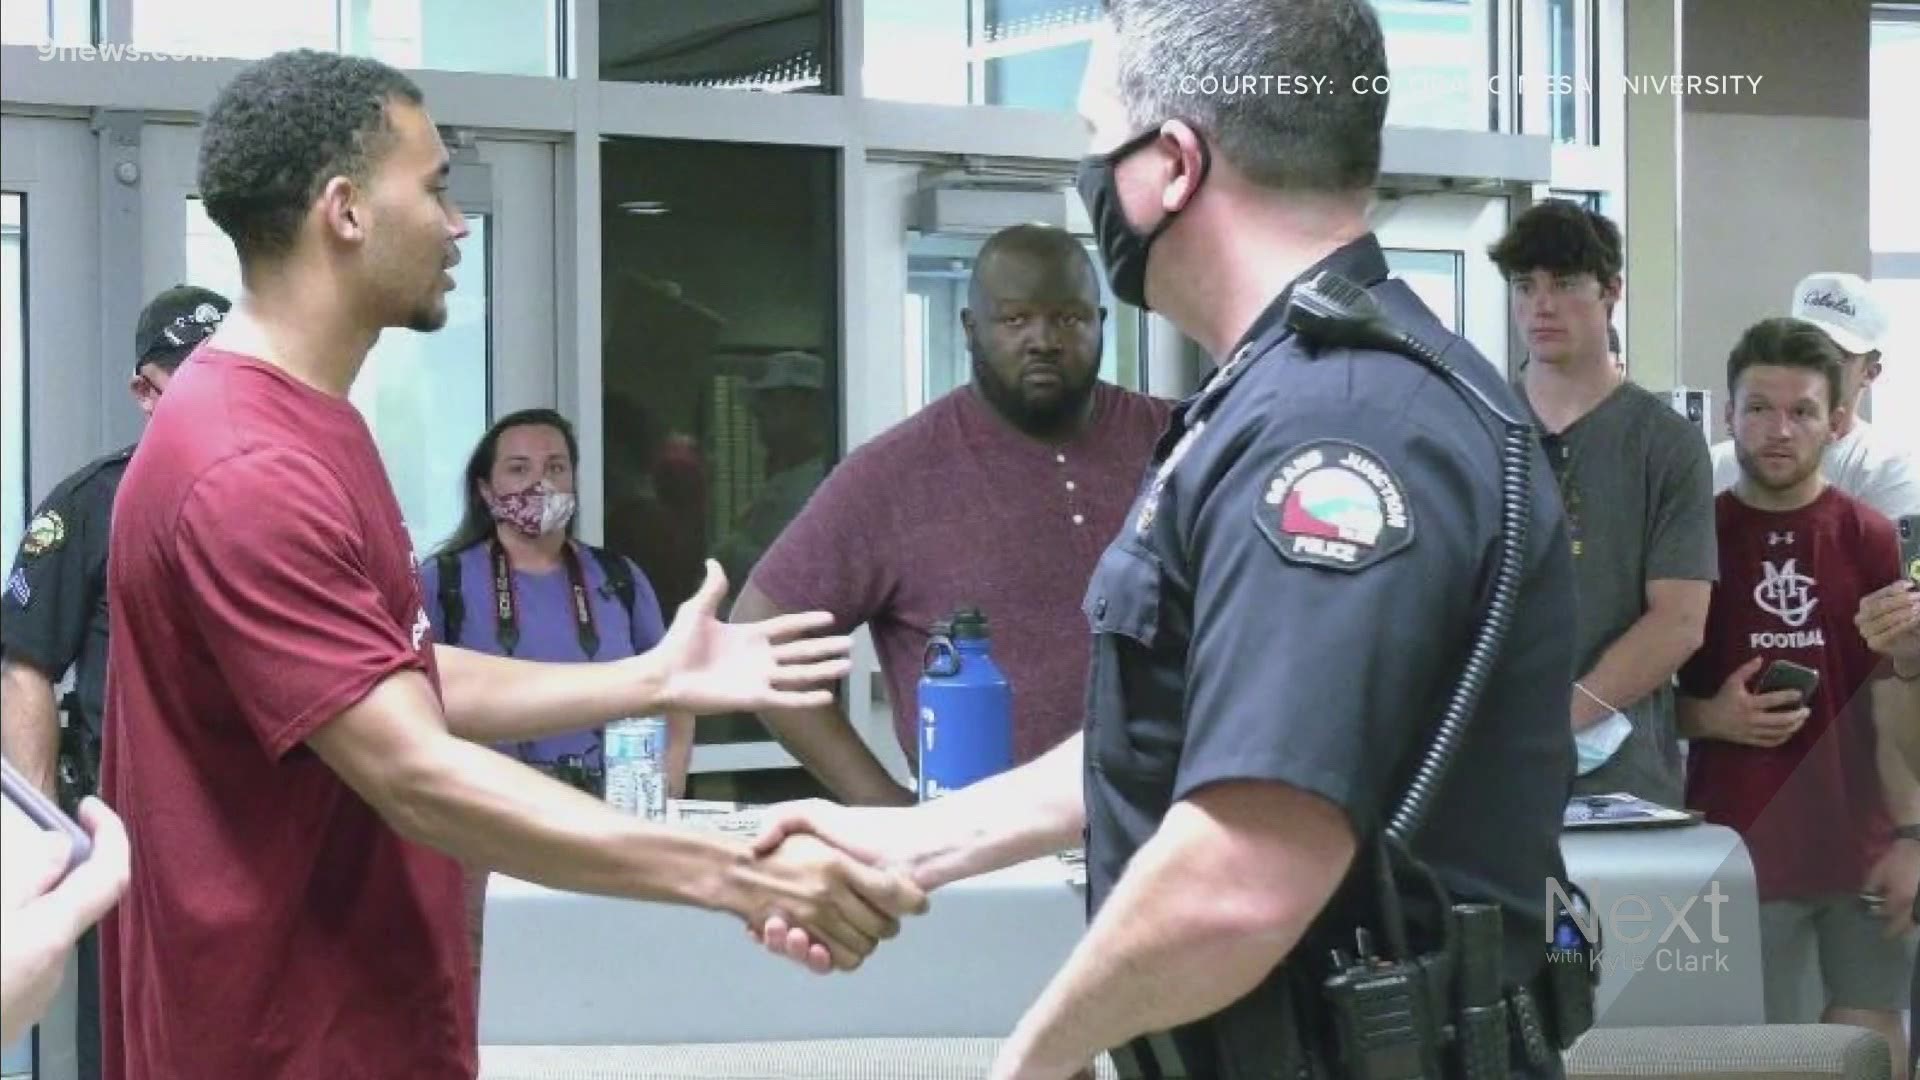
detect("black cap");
top-left (135, 285), bottom-right (230, 373)
top-left (947, 607), bottom-right (990, 639)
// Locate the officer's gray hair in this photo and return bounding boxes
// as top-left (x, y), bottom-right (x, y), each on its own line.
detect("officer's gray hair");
top-left (1107, 0), bottom-right (1389, 193)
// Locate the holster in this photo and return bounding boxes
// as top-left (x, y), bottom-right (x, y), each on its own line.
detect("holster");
top-left (55, 693), bottom-right (100, 814)
top-left (1111, 929), bottom-right (1590, 1079)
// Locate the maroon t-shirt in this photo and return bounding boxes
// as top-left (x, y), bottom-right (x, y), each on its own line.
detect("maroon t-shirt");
top-left (752, 382), bottom-right (1172, 764)
top-left (100, 350), bottom-right (474, 1078)
top-left (1680, 487), bottom-right (1901, 901)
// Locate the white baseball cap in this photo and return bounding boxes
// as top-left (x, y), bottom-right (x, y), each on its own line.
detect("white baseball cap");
top-left (1789, 272), bottom-right (1889, 355)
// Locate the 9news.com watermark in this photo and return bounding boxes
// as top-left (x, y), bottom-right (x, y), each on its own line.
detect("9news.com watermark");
top-left (35, 44), bottom-right (222, 63)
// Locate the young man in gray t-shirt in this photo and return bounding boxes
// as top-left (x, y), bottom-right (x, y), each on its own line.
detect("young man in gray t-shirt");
top-left (1490, 201), bottom-right (1717, 806)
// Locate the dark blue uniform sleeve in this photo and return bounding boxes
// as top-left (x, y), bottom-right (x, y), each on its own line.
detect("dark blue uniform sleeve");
top-left (0, 482), bottom-right (102, 679)
top-left (1175, 397), bottom-right (1491, 837)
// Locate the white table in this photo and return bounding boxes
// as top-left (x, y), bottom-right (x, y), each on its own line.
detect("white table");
top-left (1561, 823), bottom-right (1764, 1027)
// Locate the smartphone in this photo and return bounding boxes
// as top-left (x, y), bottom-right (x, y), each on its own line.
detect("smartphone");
top-left (1, 757), bottom-right (92, 873)
top-left (1900, 515), bottom-right (1919, 586)
top-left (1754, 659), bottom-right (1820, 708)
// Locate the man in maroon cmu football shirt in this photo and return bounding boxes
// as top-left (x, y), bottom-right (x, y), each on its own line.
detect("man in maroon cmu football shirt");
top-left (99, 50), bottom-right (925, 1079)
top-left (1678, 317), bottom-right (1920, 1065)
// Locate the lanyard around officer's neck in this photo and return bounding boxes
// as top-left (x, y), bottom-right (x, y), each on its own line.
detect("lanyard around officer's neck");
top-left (489, 538), bottom-right (599, 659)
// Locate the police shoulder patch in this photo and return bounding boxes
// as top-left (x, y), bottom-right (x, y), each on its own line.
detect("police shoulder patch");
top-left (20, 511), bottom-right (65, 557)
top-left (1253, 439), bottom-right (1414, 572)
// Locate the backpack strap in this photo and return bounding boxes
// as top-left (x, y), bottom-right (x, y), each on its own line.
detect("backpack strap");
top-left (434, 551), bottom-right (466, 647)
top-left (585, 545), bottom-right (638, 625)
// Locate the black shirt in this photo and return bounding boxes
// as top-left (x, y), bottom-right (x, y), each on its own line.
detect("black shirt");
top-left (1080, 237), bottom-right (1577, 1077)
top-left (1, 444), bottom-right (133, 741)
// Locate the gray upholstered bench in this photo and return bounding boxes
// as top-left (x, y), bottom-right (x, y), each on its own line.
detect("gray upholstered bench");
top-left (1564, 1024), bottom-right (1893, 1080)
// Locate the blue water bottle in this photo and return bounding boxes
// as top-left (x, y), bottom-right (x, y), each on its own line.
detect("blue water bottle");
top-left (917, 607), bottom-right (1014, 801)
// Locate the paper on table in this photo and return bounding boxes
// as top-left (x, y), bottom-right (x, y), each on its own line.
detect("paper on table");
top-left (1563, 793), bottom-right (1697, 829)
top-left (670, 799), bottom-right (765, 839)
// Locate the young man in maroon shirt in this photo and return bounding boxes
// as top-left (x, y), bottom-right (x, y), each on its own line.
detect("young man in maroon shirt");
top-left (99, 50), bottom-right (923, 1080)
top-left (1678, 317), bottom-right (1920, 1070)
top-left (731, 224), bottom-right (1171, 805)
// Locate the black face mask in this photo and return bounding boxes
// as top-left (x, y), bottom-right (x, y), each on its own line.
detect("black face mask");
top-left (1074, 125), bottom-right (1212, 311)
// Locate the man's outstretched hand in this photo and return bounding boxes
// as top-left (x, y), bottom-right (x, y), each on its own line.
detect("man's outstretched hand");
top-left (654, 561), bottom-right (852, 714)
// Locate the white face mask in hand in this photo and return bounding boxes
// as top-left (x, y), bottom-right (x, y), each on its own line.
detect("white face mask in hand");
top-left (1574, 711), bottom-right (1634, 776)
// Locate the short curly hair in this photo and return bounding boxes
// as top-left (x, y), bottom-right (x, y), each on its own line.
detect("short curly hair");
top-left (197, 49), bottom-right (423, 266)
top-left (1487, 200), bottom-right (1623, 284)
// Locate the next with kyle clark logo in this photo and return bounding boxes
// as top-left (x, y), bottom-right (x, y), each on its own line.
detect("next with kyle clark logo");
top-left (1546, 877), bottom-right (1738, 975)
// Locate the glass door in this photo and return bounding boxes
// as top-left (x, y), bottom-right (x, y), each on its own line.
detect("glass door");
top-left (1370, 191), bottom-right (1515, 373)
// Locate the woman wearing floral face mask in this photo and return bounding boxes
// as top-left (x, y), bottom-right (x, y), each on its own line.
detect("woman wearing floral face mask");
top-left (421, 410), bottom-right (693, 963)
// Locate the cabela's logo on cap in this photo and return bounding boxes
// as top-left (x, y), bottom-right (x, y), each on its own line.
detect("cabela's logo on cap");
top-left (1254, 440), bottom-right (1413, 572)
top-left (1801, 289), bottom-right (1857, 319)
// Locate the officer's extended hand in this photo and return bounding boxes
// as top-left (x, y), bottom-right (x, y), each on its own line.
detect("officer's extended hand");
top-left (1855, 581), bottom-right (1920, 671)
top-left (727, 832), bottom-right (927, 974)
top-left (1698, 657), bottom-right (1810, 748)
top-left (650, 560), bottom-right (853, 714)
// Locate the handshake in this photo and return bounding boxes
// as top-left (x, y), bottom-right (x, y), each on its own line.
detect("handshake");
top-left (718, 800), bottom-right (942, 975)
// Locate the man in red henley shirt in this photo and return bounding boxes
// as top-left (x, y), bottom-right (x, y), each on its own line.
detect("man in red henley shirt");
top-left (98, 50), bottom-right (922, 1080)
top-left (732, 225), bottom-right (1172, 804)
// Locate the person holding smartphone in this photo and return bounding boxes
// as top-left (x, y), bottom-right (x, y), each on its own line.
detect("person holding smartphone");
top-left (1677, 318), bottom-right (1918, 1073)
top-left (0, 792), bottom-right (129, 1047)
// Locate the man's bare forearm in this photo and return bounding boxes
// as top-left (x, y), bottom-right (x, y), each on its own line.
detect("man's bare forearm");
top-left (997, 784), bottom-right (1351, 1079)
top-left (0, 659), bottom-right (61, 795)
top-left (434, 645), bottom-right (667, 743)
top-left (728, 581), bottom-right (910, 804)
top-left (311, 673), bottom-right (751, 912)
top-left (902, 733), bottom-right (1086, 889)
top-left (760, 698), bottom-right (912, 805)
top-left (392, 734), bottom-right (751, 908)
top-left (1575, 608), bottom-right (1704, 730)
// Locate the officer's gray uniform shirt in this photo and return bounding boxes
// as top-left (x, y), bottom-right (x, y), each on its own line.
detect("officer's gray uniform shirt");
top-left (1081, 237), bottom-right (1577, 1078)
top-left (1526, 381), bottom-right (1716, 806)
top-left (0, 445), bottom-right (132, 740)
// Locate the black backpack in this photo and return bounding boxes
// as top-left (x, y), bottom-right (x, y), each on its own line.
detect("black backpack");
top-left (434, 544), bottom-right (637, 650)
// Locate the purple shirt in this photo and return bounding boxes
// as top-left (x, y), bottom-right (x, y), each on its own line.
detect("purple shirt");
top-left (752, 382), bottom-right (1173, 764)
top-left (419, 541), bottom-right (666, 772)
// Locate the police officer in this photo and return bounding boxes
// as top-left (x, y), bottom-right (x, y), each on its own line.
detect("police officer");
top-left (754, 2), bottom-right (1582, 1076)
top-left (0, 283), bottom-right (227, 1079)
